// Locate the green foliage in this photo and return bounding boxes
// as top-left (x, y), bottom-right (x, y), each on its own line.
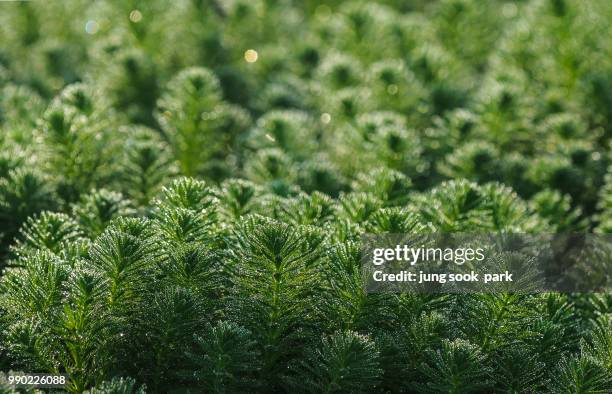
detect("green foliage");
top-left (285, 330), bottom-right (382, 393)
top-left (416, 339), bottom-right (492, 393)
top-left (552, 355), bottom-right (612, 394)
top-left (228, 215), bottom-right (326, 389)
top-left (37, 83), bottom-right (120, 204)
top-left (181, 321), bottom-right (260, 393)
top-left (217, 178), bottom-right (265, 222)
top-left (88, 377), bottom-right (145, 394)
top-left (0, 169), bottom-right (57, 261)
top-left (72, 190), bottom-right (133, 239)
top-left (597, 168), bottom-right (612, 232)
top-left (13, 211), bottom-right (86, 260)
top-left (118, 126), bottom-right (176, 207)
top-left (156, 68), bottom-right (250, 180)
top-left (322, 242), bottom-right (397, 332)
top-left (0, 0), bottom-right (610, 392)
top-left (413, 179), bottom-right (542, 232)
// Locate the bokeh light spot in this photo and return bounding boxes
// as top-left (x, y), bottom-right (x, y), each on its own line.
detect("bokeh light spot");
top-left (85, 20), bottom-right (99, 35)
top-left (244, 49), bottom-right (258, 63)
top-left (129, 10), bottom-right (143, 23)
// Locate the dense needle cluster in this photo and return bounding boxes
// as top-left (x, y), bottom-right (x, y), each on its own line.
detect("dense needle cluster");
top-left (0, 0), bottom-right (611, 392)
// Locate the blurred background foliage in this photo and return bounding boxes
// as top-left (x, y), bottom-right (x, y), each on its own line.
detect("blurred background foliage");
top-left (0, 0), bottom-right (609, 233)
